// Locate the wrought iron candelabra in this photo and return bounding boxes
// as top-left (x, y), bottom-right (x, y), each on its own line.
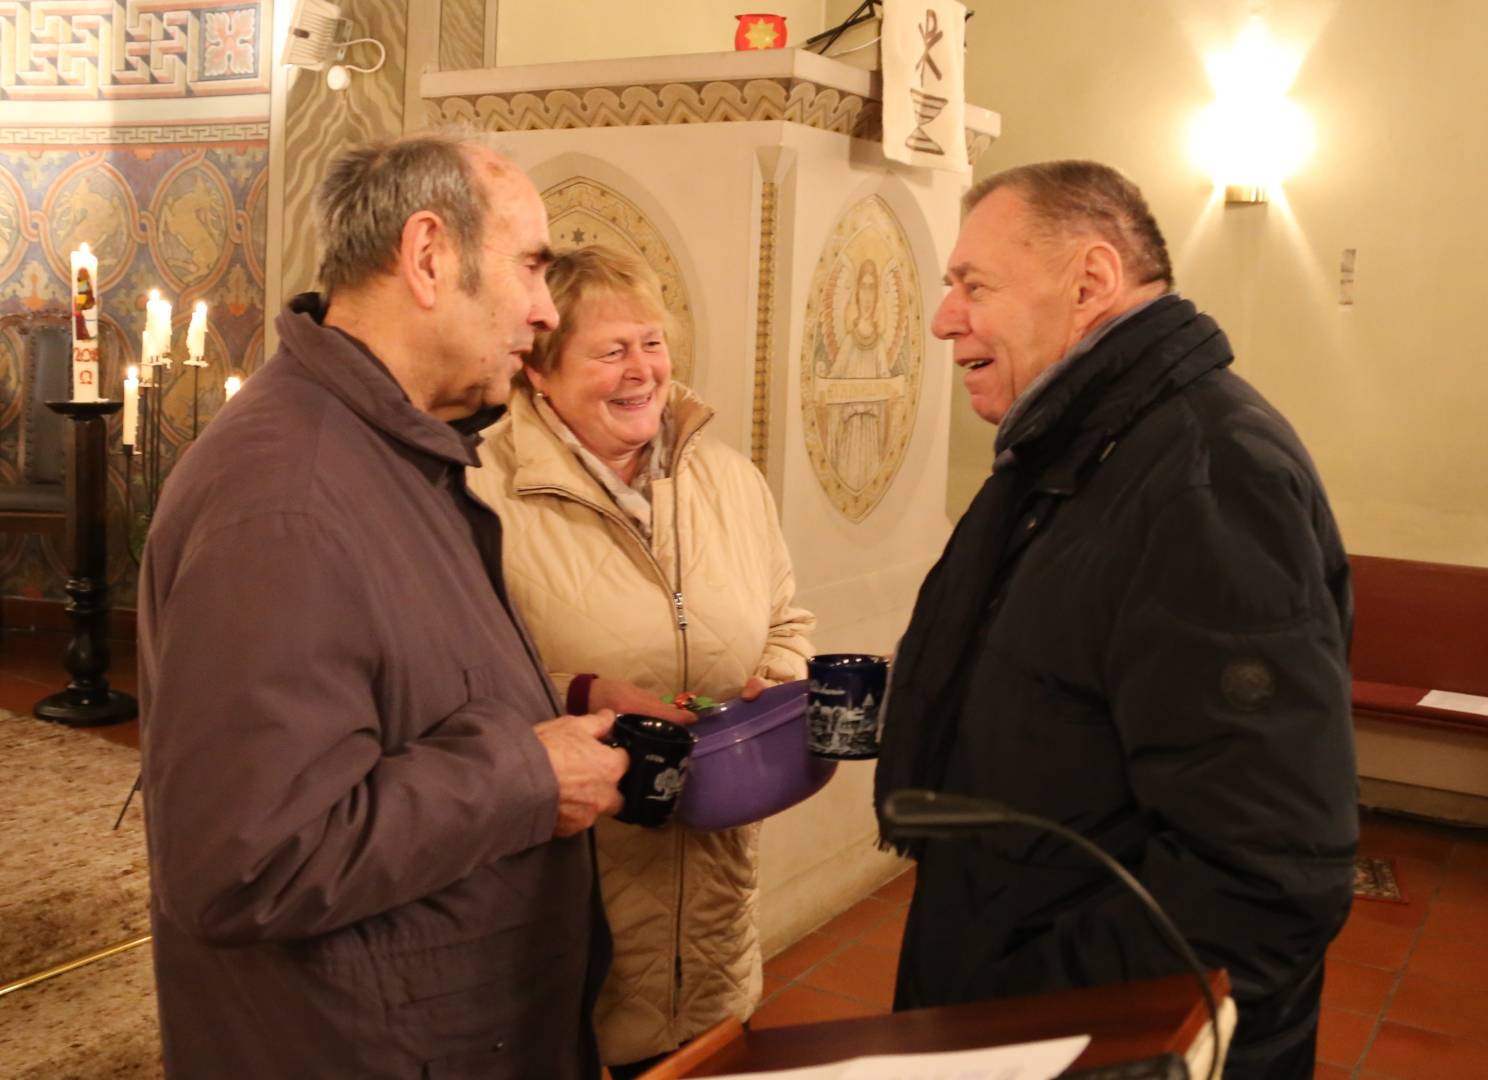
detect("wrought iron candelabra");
top-left (124, 349), bottom-right (205, 561)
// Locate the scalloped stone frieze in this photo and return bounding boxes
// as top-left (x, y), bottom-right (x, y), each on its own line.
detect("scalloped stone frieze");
top-left (427, 78), bottom-right (880, 139)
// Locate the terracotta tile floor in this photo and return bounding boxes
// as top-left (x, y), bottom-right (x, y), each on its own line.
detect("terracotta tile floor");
top-left (757, 811), bottom-right (1488, 1079)
top-left (8, 628), bottom-right (1488, 1078)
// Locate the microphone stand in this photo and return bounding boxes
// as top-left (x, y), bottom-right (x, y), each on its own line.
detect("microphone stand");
top-left (880, 789), bottom-right (1222, 1080)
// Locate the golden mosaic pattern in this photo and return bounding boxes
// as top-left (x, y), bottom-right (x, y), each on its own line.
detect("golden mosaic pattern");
top-left (542, 177), bottom-right (696, 387)
top-left (799, 196), bottom-right (924, 523)
top-left (751, 180), bottom-right (777, 472)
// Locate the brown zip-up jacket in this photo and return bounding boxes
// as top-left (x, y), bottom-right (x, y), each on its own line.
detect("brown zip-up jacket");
top-left (139, 294), bottom-right (609, 1078)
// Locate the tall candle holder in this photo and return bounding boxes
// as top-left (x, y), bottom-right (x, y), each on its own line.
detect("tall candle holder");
top-left (35, 398), bottom-right (138, 727)
top-left (125, 349), bottom-right (175, 561)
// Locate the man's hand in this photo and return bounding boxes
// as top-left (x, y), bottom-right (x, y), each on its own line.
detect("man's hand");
top-left (739, 676), bottom-right (775, 702)
top-left (533, 710), bottom-right (628, 837)
top-left (589, 677), bottom-right (694, 723)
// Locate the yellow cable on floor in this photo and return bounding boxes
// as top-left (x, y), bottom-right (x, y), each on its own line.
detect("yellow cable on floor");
top-left (0, 934), bottom-right (151, 997)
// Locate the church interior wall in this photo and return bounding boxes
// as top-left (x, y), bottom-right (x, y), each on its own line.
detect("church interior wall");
top-left (895, 0), bottom-right (1488, 570)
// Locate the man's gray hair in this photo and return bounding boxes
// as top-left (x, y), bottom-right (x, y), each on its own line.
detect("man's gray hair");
top-left (315, 128), bottom-right (509, 298)
top-left (965, 160), bottom-right (1173, 288)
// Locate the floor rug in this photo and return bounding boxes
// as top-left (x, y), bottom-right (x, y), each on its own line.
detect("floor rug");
top-left (1353, 854), bottom-right (1406, 903)
top-left (0, 707), bottom-right (149, 980)
top-left (0, 707), bottom-right (159, 1078)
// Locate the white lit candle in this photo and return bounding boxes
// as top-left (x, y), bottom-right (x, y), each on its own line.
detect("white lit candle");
top-left (186, 300), bottom-right (207, 360)
top-left (145, 289), bottom-right (172, 358)
top-left (224, 374), bottom-right (242, 400)
top-left (122, 366), bottom-right (139, 446)
top-left (70, 242), bottom-right (100, 400)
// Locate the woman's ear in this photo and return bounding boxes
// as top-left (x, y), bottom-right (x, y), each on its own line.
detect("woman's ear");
top-left (526, 363), bottom-right (550, 397)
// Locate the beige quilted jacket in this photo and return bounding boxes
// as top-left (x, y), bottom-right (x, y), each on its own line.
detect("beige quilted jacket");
top-left (469, 384), bottom-right (815, 1065)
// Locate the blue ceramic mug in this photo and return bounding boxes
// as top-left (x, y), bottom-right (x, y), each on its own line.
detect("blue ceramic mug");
top-left (807, 654), bottom-right (888, 760)
top-left (608, 714), bottom-right (697, 827)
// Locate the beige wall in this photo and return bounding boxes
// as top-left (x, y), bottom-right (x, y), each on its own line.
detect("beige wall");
top-left (885, 0), bottom-right (1488, 568)
top-left (497, 2), bottom-right (830, 66)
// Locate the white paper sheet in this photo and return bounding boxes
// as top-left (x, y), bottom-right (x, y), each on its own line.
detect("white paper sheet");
top-left (705, 1033), bottom-right (1090, 1080)
top-left (1418, 689), bottom-right (1488, 716)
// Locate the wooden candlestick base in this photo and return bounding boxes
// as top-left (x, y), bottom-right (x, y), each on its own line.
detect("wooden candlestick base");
top-left (33, 400), bottom-right (138, 728)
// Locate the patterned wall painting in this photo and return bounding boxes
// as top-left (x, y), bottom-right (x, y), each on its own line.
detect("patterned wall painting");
top-left (799, 195), bottom-right (923, 523)
top-left (0, 1), bottom-right (271, 99)
top-left (439, 0), bottom-right (486, 72)
top-left (542, 177), bottom-right (696, 386)
top-left (0, 1), bottom-right (271, 606)
top-left (279, 0), bottom-right (408, 300)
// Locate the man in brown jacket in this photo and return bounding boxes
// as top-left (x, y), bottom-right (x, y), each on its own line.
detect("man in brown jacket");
top-left (139, 131), bottom-right (627, 1078)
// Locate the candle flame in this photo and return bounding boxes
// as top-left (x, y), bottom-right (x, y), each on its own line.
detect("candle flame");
top-left (195, 300), bottom-right (207, 315)
top-left (149, 288), bottom-right (160, 301)
top-left (80, 242), bottom-right (91, 255)
top-left (126, 365), bottom-right (138, 381)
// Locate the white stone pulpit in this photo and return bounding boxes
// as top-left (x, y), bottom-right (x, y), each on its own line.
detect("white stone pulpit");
top-left (422, 48), bottom-right (999, 951)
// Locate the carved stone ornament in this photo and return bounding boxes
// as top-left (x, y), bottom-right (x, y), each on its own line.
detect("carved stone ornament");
top-left (541, 177), bottom-right (696, 386)
top-left (427, 78), bottom-right (996, 164)
top-left (800, 196), bottom-right (924, 523)
top-left (427, 78), bottom-right (878, 139)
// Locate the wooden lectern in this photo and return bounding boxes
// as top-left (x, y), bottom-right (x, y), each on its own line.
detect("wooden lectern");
top-left (637, 971), bottom-right (1234, 1078)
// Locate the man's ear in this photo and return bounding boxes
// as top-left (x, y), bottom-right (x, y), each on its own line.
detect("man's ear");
top-left (1075, 240), bottom-right (1123, 314)
top-left (396, 210), bottom-right (447, 311)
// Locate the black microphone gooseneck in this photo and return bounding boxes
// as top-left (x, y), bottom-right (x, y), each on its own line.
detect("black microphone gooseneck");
top-left (880, 788), bottom-right (1222, 1080)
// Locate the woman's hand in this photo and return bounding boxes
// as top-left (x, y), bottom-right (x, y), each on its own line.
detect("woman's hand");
top-left (739, 676), bottom-right (775, 702)
top-left (589, 676), bottom-right (694, 723)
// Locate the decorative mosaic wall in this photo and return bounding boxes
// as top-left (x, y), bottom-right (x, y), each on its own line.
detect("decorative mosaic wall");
top-left (0, 1), bottom-right (270, 99)
top-left (0, 1), bottom-right (270, 607)
top-left (279, 0), bottom-right (408, 299)
top-left (799, 195), bottom-right (924, 522)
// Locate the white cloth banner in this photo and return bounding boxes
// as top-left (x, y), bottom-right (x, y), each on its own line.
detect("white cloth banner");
top-left (881, 0), bottom-right (968, 171)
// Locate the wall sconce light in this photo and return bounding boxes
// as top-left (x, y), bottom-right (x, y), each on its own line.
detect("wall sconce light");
top-left (1191, 16), bottom-right (1313, 206)
top-left (283, 0), bottom-right (386, 91)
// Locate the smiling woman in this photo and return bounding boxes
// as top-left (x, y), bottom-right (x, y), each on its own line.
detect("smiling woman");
top-left (467, 245), bottom-right (816, 1074)
top-left (527, 289), bottom-right (671, 484)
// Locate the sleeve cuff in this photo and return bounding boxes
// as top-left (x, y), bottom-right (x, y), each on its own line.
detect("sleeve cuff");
top-left (566, 673), bottom-right (597, 715)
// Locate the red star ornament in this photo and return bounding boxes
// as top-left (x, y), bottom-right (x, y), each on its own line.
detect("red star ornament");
top-left (735, 13), bottom-right (787, 51)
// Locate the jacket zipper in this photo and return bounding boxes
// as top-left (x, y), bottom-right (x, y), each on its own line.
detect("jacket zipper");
top-left (519, 424), bottom-right (705, 693)
top-left (671, 477), bottom-right (690, 690)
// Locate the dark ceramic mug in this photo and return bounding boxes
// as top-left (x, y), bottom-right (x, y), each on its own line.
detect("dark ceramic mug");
top-left (607, 714), bottom-right (697, 827)
top-left (807, 654), bottom-right (888, 760)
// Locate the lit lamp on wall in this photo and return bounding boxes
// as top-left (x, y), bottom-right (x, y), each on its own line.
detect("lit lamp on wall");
top-left (1191, 16), bottom-right (1313, 206)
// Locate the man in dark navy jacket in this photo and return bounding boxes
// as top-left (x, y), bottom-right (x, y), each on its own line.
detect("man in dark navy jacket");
top-left (876, 161), bottom-right (1357, 1078)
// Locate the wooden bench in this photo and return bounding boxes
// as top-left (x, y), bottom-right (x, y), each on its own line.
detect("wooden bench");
top-left (1350, 554), bottom-right (1488, 820)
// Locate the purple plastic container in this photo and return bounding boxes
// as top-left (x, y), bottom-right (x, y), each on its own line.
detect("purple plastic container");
top-left (674, 679), bottom-right (837, 832)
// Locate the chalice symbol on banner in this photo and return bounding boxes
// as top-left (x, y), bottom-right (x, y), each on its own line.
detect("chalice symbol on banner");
top-left (905, 87), bottom-right (949, 155)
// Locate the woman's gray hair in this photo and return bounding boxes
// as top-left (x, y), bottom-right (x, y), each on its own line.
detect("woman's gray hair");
top-left (314, 128), bottom-right (509, 298)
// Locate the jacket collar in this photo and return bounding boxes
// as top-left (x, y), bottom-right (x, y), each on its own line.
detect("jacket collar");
top-left (275, 293), bottom-right (483, 468)
top-left (993, 294), bottom-right (1231, 493)
top-left (507, 382), bottom-right (714, 500)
